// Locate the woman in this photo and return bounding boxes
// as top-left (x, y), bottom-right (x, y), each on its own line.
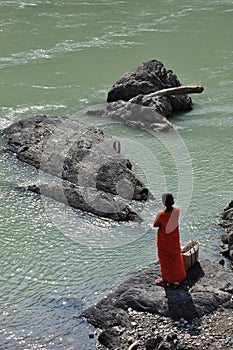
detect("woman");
top-left (153, 193), bottom-right (186, 287)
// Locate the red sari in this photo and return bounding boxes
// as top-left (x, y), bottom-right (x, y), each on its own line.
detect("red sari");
top-left (153, 207), bottom-right (186, 283)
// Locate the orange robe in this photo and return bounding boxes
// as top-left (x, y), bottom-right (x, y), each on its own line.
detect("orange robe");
top-left (153, 207), bottom-right (186, 283)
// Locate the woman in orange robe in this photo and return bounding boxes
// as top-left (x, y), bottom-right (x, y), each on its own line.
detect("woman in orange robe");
top-left (153, 193), bottom-right (186, 287)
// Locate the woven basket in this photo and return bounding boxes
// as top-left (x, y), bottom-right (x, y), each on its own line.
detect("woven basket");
top-left (181, 240), bottom-right (199, 270)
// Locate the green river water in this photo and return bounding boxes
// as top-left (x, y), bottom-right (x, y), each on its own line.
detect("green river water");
top-left (0, 1), bottom-right (233, 349)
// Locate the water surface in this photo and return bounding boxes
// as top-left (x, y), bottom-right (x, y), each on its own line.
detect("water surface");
top-left (0, 1), bottom-right (233, 348)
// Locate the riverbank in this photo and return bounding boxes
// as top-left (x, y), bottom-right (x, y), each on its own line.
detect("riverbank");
top-left (220, 200), bottom-right (233, 265)
top-left (83, 258), bottom-right (233, 350)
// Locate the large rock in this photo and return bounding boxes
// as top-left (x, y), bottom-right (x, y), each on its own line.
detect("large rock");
top-left (28, 183), bottom-right (141, 222)
top-left (107, 59), bottom-right (192, 114)
top-left (2, 115), bottom-right (150, 221)
top-left (83, 259), bottom-right (233, 347)
top-left (87, 100), bottom-right (173, 132)
top-left (220, 200), bottom-right (233, 261)
top-left (88, 59), bottom-right (194, 132)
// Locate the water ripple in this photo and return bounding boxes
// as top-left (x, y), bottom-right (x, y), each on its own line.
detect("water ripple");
top-left (0, 0), bottom-right (233, 348)
top-left (0, 37), bottom-right (139, 69)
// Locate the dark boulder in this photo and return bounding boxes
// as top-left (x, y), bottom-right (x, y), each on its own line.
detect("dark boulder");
top-left (129, 94), bottom-right (173, 118)
top-left (85, 60), bottom-right (201, 133)
top-left (2, 115), bottom-right (150, 221)
top-left (107, 59), bottom-right (192, 114)
top-left (98, 328), bottom-right (120, 349)
top-left (220, 200), bottom-right (233, 261)
top-left (107, 59), bottom-right (180, 102)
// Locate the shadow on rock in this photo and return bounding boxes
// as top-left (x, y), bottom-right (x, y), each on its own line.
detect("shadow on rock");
top-left (83, 259), bottom-right (233, 348)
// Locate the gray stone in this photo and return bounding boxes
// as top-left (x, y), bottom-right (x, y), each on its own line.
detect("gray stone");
top-left (220, 200), bottom-right (233, 261)
top-left (145, 336), bottom-right (163, 349)
top-left (85, 59), bottom-right (194, 132)
top-left (2, 114), bottom-right (150, 221)
top-left (129, 94), bottom-right (173, 118)
top-left (107, 59), bottom-right (192, 114)
top-left (83, 259), bottom-right (233, 334)
top-left (87, 100), bottom-right (173, 132)
top-left (28, 183), bottom-right (141, 222)
top-left (108, 59), bottom-right (185, 100)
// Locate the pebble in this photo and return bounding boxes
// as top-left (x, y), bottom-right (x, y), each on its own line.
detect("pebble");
top-left (128, 336), bottom-right (135, 344)
top-left (131, 322), bottom-right (137, 327)
top-left (97, 308), bottom-right (233, 350)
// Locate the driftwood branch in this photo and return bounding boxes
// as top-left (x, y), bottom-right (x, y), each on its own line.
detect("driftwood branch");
top-left (149, 85), bottom-right (204, 97)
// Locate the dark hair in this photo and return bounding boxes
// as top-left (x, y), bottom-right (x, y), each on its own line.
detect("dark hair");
top-left (162, 193), bottom-right (174, 207)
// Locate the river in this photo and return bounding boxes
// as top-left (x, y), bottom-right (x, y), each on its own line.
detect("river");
top-left (0, 1), bottom-right (233, 349)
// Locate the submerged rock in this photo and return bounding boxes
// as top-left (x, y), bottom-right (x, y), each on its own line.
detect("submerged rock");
top-left (87, 100), bottom-right (173, 132)
top-left (83, 259), bottom-right (233, 348)
top-left (2, 115), bottom-right (150, 221)
top-left (28, 183), bottom-right (141, 222)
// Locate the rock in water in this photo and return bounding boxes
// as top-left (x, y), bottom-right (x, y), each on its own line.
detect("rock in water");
top-left (107, 59), bottom-right (192, 114)
top-left (86, 59), bottom-right (194, 132)
top-left (2, 115), bottom-right (150, 221)
top-left (28, 183), bottom-right (141, 222)
top-left (87, 100), bottom-right (173, 132)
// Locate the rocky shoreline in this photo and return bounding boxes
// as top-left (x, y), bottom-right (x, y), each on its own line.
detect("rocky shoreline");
top-left (220, 200), bottom-right (233, 265)
top-left (83, 259), bottom-right (233, 350)
top-left (95, 306), bottom-right (233, 350)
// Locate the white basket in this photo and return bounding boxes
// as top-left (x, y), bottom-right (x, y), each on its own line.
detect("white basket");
top-left (181, 240), bottom-right (199, 270)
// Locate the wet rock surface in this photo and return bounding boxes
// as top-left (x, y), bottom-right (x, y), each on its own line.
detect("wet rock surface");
top-left (83, 259), bottom-right (233, 349)
top-left (87, 100), bottom-right (173, 132)
top-left (220, 200), bottom-right (233, 262)
top-left (129, 94), bottom-right (173, 118)
top-left (28, 183), bottom-right (141, 222)
top-left (2, 114), bottom-right (150, 221)
top-left (107, 59), bottom-right (192, 112)
top-left (87, 59), bottom-right (196, 132)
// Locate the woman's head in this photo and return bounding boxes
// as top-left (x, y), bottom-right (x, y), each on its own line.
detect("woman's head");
top-left (162, 193), bottom-right (174, 207)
